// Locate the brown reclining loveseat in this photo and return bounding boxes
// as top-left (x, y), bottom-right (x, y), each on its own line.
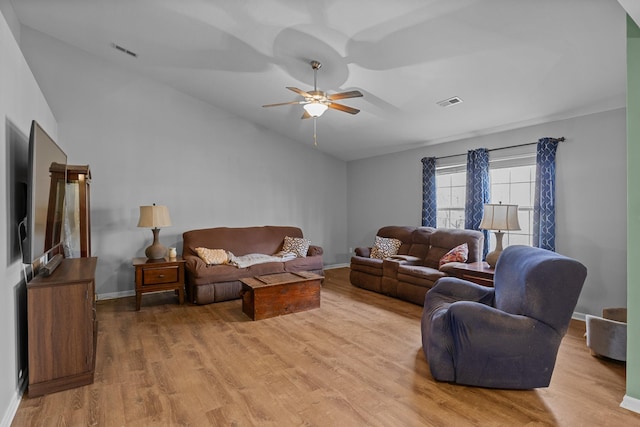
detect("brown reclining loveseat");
top-left (350, 226), bottom-right (484, 305)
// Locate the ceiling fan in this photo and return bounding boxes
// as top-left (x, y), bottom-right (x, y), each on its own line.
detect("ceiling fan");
top-left (263, 60), bottom-right (363, 119)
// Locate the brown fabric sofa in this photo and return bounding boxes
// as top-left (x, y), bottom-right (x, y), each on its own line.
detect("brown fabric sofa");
top-left (183, 226), bottom-right (323, 305)
top-left (350, 226), bottom-right (484, 305)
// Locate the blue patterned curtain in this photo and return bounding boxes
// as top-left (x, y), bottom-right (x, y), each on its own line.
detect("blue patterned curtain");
top-left (465, 148), bottom-right (490, 258)
top-left (533, 138), bottom-right (559, 251)
top-left (421, 157), bottom-right (437, 227)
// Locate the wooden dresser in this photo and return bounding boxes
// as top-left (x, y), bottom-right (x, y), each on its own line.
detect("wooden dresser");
top-left (27, 257), bottom-right (98, 396)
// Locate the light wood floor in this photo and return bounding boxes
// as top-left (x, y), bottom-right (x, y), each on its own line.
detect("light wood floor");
top-left (13, 268), bottom-right (640, 426)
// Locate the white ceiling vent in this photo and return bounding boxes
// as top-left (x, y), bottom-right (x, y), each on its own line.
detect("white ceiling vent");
top-left (111, 43), bottom-right (138, 58)
top-left (437, 96), bottom-right (463, 108)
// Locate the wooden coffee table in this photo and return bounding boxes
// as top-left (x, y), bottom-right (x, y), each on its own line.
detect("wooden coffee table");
top-left (240, 271), bottom-right (323, 320)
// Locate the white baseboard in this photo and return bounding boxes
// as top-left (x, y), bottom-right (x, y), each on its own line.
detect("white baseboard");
top-left (1, 376), bottom-right (27, 427)
top-left (324, 263), bottom-right (349, 270)
top-left (97, 290), bottom-right (135, 300)
top-left (572, 311), bottom-right (587, 321)
top-left (621, 395), bottom-right (640, 414)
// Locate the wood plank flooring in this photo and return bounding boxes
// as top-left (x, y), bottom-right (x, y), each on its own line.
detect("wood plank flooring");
top-left (13, 267), bottom-right (640, 426)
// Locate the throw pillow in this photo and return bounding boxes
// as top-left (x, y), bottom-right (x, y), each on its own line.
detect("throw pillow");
top-left (370, 236), bottom-right (402, 259)
top-left (439, 243), bottom-right (469, 268)
top-left (195, 247), bottom-right (229, 265)
top-left (282, 236), bottom-right (310, 258)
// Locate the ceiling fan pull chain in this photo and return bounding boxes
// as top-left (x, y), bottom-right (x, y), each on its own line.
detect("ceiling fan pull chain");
top-left (313, 117), bottom-right (318, 146)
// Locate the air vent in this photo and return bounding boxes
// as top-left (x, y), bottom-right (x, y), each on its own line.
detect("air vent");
top-left (111, 43), bottom-right (138, 58)
top-left (437, 96), bottom-right (463, 108)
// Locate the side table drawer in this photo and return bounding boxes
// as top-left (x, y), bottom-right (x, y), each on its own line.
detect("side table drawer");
top-left (448, 262), bottom-right (495, 287)
top-left (142, 266), bottom-right (179, 285)
top-left (462, 274), bottom-right (494, 287)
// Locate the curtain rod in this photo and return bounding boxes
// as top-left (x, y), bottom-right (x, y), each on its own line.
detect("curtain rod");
top-left (432, 137), bottom-right (565, 161)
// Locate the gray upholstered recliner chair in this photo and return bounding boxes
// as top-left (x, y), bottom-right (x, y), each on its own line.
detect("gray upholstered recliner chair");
top-left (421, 245), bottom-right (587, 389)
top-left (586, 308), bottom-right (627, 362)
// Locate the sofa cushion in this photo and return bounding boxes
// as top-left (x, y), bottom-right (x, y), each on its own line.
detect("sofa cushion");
top-left (439, 243), bottom-right (469, 267)
top-left (371, 236), bottom-right (402, 259)
top-left (377, 226), bottom-right (416, 255)
top-left (282, 236), bottom-right (311, 257)
top-left (407, 227), bottom-right (435, 259)
top-left (397, 264), bottom-right (445, 287)
top-left (424, 228), bottom-right (483, 268)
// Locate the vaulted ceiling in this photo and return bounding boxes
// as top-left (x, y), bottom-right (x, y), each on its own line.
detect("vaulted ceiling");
top-left (9, 0), bottom-right (628, 161)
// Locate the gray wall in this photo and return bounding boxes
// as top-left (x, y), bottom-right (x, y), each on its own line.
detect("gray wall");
top-left (17, 19), bottom-right (628, 313)
top-left (18, 26), bottom-right (348, 298)
top-left (0, 9), bottom-right (58, 426)
top-left (348, 108), bottom-right (627, 316)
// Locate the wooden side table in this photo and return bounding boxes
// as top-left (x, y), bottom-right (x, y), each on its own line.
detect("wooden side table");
top-left (132, 256), bottom-right (186, 310)
top-left (449, 261), bottom-right (495, 286)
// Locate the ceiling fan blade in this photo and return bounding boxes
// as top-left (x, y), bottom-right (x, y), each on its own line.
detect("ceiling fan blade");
top-left (301, 110), bottom-right (312, 119)
top-left (328, 90), bottom-right (363, 101)
top-left (287, 87), bottom-right (312, 98)
top-left (262, 100), bottom-right (305, 107)
top-left (328, 102), bottom-right (360, 115)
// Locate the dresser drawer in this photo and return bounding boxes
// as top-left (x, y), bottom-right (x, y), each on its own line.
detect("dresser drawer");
top-left (142, 266), bottom-right (179, 285)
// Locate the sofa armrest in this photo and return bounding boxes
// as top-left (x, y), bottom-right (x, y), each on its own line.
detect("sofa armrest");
top-left (428, 277), bottom-right (495, 306)
top-left (307, 245), bottom-right (323, 257)
top-left (383, 255), bottom-right (422, 278)
top-left (382, 258), bottom-right (401, 277)
top-left (355, 247), bottom-right (371, 257)
top-left (184, 254), bottom-right (207, 275)
top-left (438, 261), bottom-right (467, 274)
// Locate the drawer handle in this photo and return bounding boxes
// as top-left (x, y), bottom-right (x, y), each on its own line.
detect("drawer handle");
top-left (158, 274), bottom-right (165, 278)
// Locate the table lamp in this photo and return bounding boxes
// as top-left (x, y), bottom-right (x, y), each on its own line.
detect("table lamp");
top-left (479, 202), bottom-right (521, 268)
top-left (137, 204), bottom-right (172, 260)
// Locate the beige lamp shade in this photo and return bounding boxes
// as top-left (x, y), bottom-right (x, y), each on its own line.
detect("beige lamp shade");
top-left (479, 203), bottom-right (521, 231)
top-left (137, 204), bottom-right (171, 260)
top-left (479, 203), bottom-right (520, 268)
top-left (137, 205), bottom-right (172, 229)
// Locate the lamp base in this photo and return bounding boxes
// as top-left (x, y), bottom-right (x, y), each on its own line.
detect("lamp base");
top-left (145, 228), bottom-right (167, 260)
top-left (485, 230), bottom-right (505, 268)
top-left (485, 249), bottom-right (501, 268)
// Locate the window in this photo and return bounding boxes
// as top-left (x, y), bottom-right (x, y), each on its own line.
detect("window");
top-left (435, 156), bottom-right (535, 249)
top-left (436, 169), bottom-right (466, 229)
top-left (488, 163), bottom-right (535, 247)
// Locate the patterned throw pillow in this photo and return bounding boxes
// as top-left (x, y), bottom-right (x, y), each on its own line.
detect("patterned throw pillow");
top-left (439, 243), bottom-right (469, 268)
top-left (282, 236), bottom-right (310, 258)
top-left (195, 247), bottom-right (229, 265)
top-left (370, 236), bottom-right (402, 259)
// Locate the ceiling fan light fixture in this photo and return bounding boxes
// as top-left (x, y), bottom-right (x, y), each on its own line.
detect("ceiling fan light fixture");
top-left (303, 102), bottom-right (328, 117)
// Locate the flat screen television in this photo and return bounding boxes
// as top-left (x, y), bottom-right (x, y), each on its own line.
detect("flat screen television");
top-left (21, 120), bottom-right (67, 265)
